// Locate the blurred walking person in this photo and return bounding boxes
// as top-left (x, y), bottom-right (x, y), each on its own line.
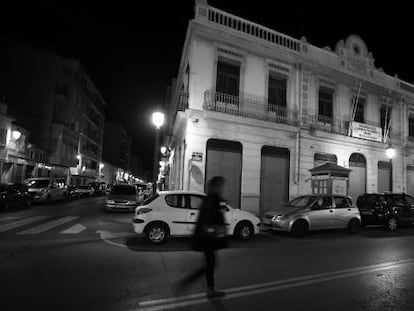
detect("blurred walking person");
top-left (177, 176), bottom-right (228, 298)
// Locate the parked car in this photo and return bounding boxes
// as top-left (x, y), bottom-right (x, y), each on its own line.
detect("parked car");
top-left (262, 194), bottom-right (361, 237)
top-left (22, 177), bottom-right (68, 202)
top-left (77, 185), bottom-right (95, 197)
top-left (0, 183), bottom-right (32, 210)
top-left (132, 190), bottom-right (261, 244)
top-left (357, 192), bottom-right (414, 231)
top-left (105, 184), bottom-right (141, 212)
top-left (67, 186), bottom-right (81, 200)
top-left (88, 182), bottom-right (106, 195)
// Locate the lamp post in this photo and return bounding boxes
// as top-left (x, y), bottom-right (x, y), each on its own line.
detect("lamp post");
top-left (152, 112), bottom-right (165, 194)
top-left (386, 146), bottom-right (395, 192)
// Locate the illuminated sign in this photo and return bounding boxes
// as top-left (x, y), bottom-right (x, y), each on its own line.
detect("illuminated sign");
top-left (351, 121), bottom-right (382, 142)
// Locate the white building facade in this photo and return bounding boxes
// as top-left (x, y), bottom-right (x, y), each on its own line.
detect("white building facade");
top-left (167, 0), bottom-right (414, 218)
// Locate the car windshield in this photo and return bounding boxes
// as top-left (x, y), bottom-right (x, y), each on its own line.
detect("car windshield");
top-left (288, 196), bottom-right (316, 208)
top-left (110, 185), bottom-right (136, 195)
top-left (23, 179), bottom-right (50, 188)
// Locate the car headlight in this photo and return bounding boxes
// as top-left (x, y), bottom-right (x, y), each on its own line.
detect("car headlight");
top-left (275, 215), bottom-right (289, 221)
top-left (126, 201), bottom-right (137, 205)
top-left (106, 200), bottom-right (115, 204)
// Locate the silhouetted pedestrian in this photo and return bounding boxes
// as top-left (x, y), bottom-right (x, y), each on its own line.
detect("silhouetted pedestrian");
top-left (177, 176), bottom-right (228, 298)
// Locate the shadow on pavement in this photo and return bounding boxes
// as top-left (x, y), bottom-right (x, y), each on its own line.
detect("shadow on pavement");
top-left (124, 233), bottom-right (286, 252)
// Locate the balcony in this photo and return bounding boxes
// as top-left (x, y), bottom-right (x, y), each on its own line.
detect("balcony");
top-left (177, 92), bottom-right (189, 111)
top-left (203, 90), bottom-right (298, 126)
top-left (302, 114), bottom-right (349, 136)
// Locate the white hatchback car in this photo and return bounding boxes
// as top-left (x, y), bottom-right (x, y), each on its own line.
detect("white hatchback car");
top-left (133, 190), bottom-right (261, 244)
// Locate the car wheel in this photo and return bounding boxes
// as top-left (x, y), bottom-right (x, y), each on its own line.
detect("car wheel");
top-left (386, 217), bottom-right (398, 231)
top-left (347, 218), bottom-right (360, 234)
top-left (291, 220), bottom-right (308, 238)
top-left (234, 221), bottom-right (254, 240)
top-left (145, 223), bottom-right (169, 244)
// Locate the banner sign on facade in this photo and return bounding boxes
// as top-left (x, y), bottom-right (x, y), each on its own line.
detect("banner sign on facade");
top-left (351, 121), bottom-right (382, 142)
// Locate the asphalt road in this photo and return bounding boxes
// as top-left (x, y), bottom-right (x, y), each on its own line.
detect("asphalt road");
top-left (1, 197), bottom-right (414, 311)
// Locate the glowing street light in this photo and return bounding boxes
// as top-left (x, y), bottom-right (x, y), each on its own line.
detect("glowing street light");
top-left (12, 130), bottom-right (21, 140)
top-left (386, 145), bottom-right (395, 192)
top-left (152, 112), bottom-right (165, 194)
top-left (152, 112), bottom-right (165, 129)
top-left (386, 147), bottom-right (395, 159)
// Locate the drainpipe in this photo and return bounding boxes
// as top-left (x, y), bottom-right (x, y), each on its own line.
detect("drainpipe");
top-left (295, 63), bottom-right (302, 185)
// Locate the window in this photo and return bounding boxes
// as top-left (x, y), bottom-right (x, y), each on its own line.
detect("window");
top-left (318, 87), bottom-right (334, 122)
top-left (409, 114), bottom-right (414, 138)
top-left (187, 195), bottom-right (204, 209)
top-left (216, 59), bottom-right (240, 97)
top-left (381, 105), bottom-right (392, 132)
top-left (312, 196), bottom-right (332, 209)
top-left (391, 195), bottom-right (404, 207)
top-left (0, 128), bottom-right (6, 145)
top-left (268, 73), bottom-right (287, 111)
top-left (334, 196), bottom-right (350, 208)
top-left (354, 97), bottom-right (365, 123)
top-left (165, 194), bottom-right (184, 208)
top-left (405, 195), bottom-right (414, 206)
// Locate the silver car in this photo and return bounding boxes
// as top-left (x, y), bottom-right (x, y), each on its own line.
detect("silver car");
top-left (262, 194), bottom-right (361, 237)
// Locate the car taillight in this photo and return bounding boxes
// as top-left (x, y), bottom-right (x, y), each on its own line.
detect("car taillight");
top-left (137, 207), bottom-right (152, 214)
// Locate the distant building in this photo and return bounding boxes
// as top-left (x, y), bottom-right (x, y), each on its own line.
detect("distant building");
top-left (102, 122), bottom-right (131, 179)
top-left (0, 40), bottom-right (105, 185)
top-left (166, 0), bottom-right (414, 217)
top-left (130, 153), bottom-right (144, 179)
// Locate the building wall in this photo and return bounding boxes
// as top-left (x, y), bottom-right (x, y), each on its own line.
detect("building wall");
top-left (168, 3), bottom-right (414, 216)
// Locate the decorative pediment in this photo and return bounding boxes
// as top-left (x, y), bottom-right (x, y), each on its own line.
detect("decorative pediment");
top-left (336, 35), bottom-right (375, 75)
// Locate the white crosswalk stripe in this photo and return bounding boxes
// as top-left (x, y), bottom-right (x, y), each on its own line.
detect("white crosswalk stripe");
top-left (0, 216), bottom-right (50, 233)
top-left (60, 224), bottom-right (87, 234)
top-left (16, 216), bottom-right (79, 235)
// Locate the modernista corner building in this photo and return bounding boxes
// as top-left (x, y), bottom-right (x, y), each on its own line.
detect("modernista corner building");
top-left (165, 0), bottom-right (414, 217)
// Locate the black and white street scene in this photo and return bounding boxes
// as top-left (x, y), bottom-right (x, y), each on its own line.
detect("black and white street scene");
top-left (2, 1), bottom-right (414, 311)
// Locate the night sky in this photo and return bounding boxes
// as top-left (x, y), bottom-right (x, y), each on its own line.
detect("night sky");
top-left (1, 1), bottom-right (413, 172)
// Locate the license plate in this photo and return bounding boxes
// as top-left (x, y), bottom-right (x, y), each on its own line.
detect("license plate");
top-left (361, 210), bottom-right (372, 215)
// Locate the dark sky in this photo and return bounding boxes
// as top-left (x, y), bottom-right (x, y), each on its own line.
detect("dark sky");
top-left (2, 1), bottom-right (413, 171)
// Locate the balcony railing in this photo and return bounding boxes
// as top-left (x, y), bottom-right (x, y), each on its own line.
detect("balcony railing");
top-left (177, 92), bottom-right (189, 111)
top-left (203, 90), bottom-right (298, 126)
top-left (302, 114), bottom-right (349, 136)
top-left (202, 6), bottom-right (301, 52)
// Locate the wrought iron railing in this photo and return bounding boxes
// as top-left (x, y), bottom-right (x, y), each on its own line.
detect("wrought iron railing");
top-left (203, 90), bottom-right (298, 126)
top-left (177, 92), bottom-right (189, 111)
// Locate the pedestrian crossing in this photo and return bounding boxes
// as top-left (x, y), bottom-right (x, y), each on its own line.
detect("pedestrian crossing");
top-left (0, 216), bottom-right (87, 235)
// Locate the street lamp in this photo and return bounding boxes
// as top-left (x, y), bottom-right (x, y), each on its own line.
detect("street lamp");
top-left (386, 145), bottom-right (395, 192)
top-left (152, 112), bottom-right (165, 194)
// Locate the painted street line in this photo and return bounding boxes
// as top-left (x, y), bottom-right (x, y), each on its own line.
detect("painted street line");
top-left (96, 230), bottom-right (131, 248)
top-left (0, 216), bottom-right (50, 233)
top-left (17, 216), bottom-right (78, 235)
top-left (60, 224), bottom-right (87, 234)
top-left (136, 258), bottom-right (414, 311)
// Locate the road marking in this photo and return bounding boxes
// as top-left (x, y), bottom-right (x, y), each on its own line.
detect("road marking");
top-left (0, 216), bottom-right (50, 233)
top-left (136, 258), bottom-right (414, 311)
top-left (60, 224), bottom-right (87, 234)
top-left (17, 216), bottom-right (78, 235)
top-left (96, 230), bottom-right (131, 248)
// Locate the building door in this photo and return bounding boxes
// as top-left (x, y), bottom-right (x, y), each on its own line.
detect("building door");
top-left (206, 139), bottom-right (242, 209)
top-left (407, 166), bottom-right (414, 196)
top-left (260, 146), bottom-right (290, 218)
top-left (349, 153), bottom-right (366, 203)
top-left (378, 161), bottom-right (391, 193)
